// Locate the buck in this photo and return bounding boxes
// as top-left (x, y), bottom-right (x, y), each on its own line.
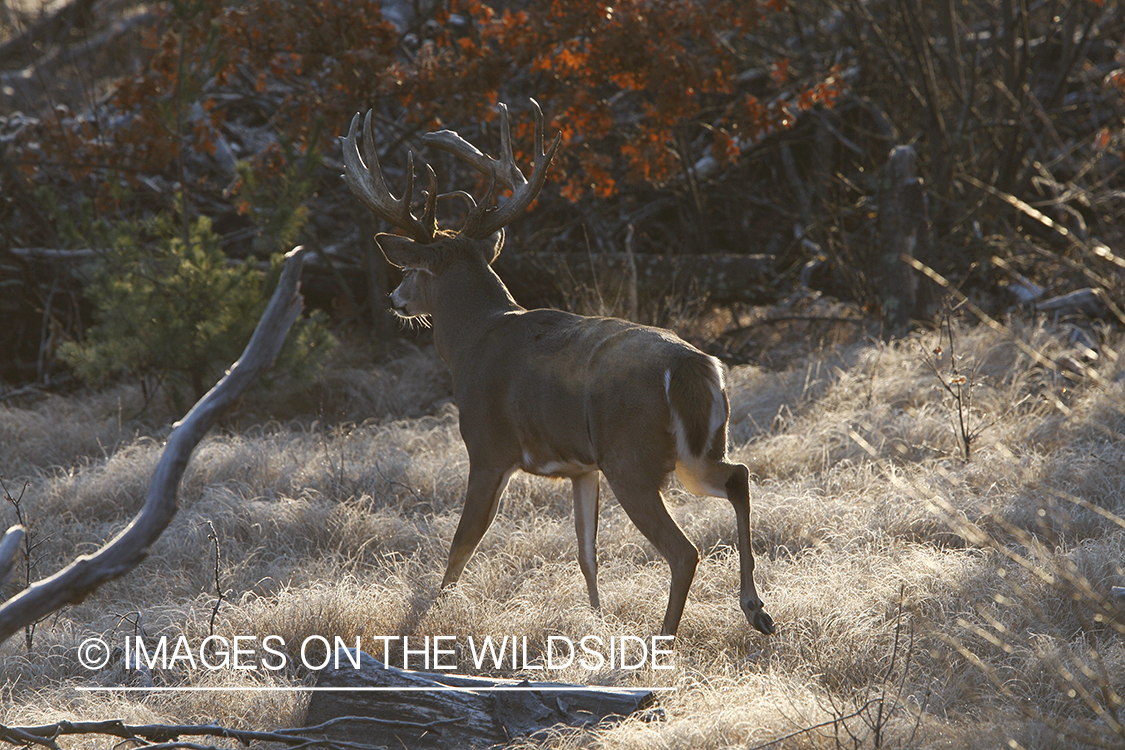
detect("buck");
top-left (340, 101), bottom-right (775, 637)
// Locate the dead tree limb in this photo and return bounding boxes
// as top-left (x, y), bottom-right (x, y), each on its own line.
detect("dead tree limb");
top-left (1, 718), bottom-right (343, 748)
top-left (0, 246), bottom-right (308, 646)
top-left (0, 525), bottom-right (26, 590)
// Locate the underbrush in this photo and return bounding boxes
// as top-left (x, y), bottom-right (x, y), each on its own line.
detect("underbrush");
top-left (1, 317), bottom-right (1123, 748)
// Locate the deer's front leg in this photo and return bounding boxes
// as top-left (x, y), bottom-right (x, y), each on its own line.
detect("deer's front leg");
top-left (572, 471), bottom-right (601, 609)
top-left (441, 465), bottom-right (515, 589)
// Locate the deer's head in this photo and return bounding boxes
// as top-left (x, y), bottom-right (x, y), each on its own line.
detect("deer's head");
top-left (340, 101), bottom-right (560, 321)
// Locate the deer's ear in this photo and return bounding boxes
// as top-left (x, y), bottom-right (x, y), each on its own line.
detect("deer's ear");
top-left (483, 229), bottom-right (505, 265)
top-left (376, 233), bottom-right (430, 270)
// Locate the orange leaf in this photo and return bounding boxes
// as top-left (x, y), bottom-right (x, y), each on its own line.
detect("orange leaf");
top-left (1095, 127), bottom-right (1112, 152)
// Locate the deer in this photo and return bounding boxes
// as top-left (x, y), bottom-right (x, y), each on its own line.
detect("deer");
top-left (340, 101), bottom-right (775, 637)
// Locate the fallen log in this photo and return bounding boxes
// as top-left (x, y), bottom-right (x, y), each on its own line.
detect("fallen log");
top-left (3, 247), bottom-right (780, 343)
top-left (305, 650), bottom-right (658, 749)
top-left (291, 249), bottom-right (779, 313)
top-left (1036, 287), bottom-right (1111, 320)
top-left (493, 251), bottom-right (777, 308)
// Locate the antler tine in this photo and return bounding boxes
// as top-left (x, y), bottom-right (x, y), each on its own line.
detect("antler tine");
top-left (531, 97), bottom-right (548, 162)
top-left (340, 110), bottom-right (435, 243)
top-left (535, 98), bottom-right (563, 158)
top-left (401, 148), bottom-right (416, 217)
top-left (422, 99), bottom-right (561, 239)
top-left (495, 103), bottom-right (524, 191)
top-left (420, 163), bottom-right (439, 235)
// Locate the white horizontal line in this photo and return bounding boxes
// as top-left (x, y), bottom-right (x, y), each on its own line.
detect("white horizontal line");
top-left (76, 685), bottom-right (676, 693)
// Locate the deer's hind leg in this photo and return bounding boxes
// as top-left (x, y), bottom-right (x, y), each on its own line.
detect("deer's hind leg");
top-left (601, 465), bottom-right (699, 637)
top-left (677, 460), bottom-right (775, 636)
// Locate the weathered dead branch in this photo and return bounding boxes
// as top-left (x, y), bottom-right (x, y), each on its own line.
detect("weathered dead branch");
top-left (0, 524), bottom-right (25, 590)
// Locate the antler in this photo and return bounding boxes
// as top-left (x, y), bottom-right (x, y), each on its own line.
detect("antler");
top-left (341, 110), bottom-right (438, 243)
top-left (422, 99), bottom-right (561, 239)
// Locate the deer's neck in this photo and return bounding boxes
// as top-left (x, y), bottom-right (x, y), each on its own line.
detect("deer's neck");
top-left (430, 261), bottom-right (521, 370)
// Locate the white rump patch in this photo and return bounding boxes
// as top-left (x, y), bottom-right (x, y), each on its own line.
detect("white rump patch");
top-left (705, 358), bottom-right (726, 442)
top-left (667, 357), bottom-right (727, 463)
top-left (666, 367), bottom-right (689, 461)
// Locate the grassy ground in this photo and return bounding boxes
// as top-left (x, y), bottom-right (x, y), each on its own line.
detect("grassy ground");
top-left (1, 318), bottom-right (1124, 748)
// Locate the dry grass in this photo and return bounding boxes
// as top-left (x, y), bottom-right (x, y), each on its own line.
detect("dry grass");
top-left (2, 317), bottom-right (1124, 748)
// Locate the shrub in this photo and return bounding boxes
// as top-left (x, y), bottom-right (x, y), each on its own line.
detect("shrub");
top-left (60, 210), bottom-right (334, 411)
top-left (17, 0), bottom-right (835, 215)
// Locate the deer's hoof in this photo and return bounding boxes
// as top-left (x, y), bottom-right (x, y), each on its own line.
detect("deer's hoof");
top-left (749, 607), bottom-right (775, 636)
top-left (740, 595), bottom-right (775, 635)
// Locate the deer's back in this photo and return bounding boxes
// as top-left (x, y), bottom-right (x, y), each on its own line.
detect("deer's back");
top-left (453, 309), bottom-right (712, 478)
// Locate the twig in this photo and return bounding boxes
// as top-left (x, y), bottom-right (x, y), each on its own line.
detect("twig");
top-left (0, 385), bottom-right (45, 403)
top-left (744, 698), bottom-right (884, 750)
top-left (372, 463), bottom-right (426, 507)
top-left (204, 521), bottom-right (224, 638)
top-left (0, 724), bottom-right (62, 750)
